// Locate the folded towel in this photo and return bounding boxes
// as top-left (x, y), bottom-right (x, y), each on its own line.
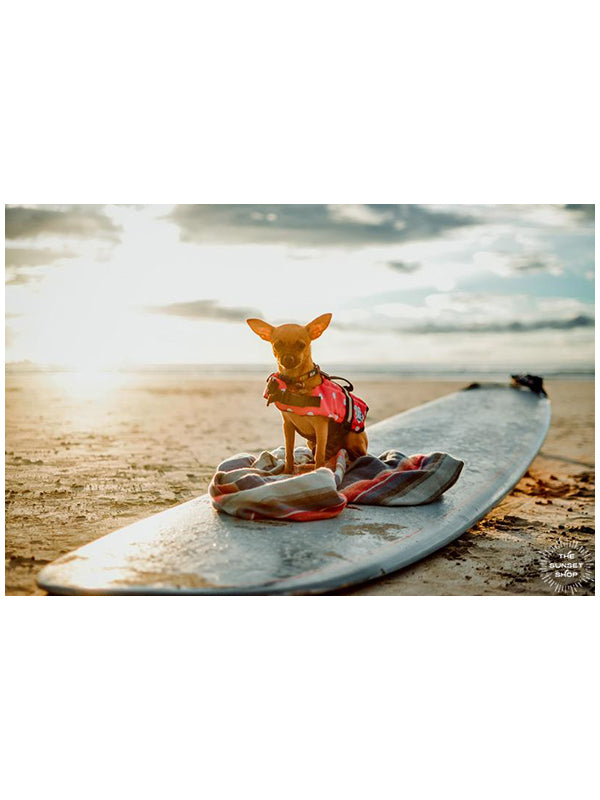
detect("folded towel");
top-left (209, 446), bottom-right (463, 522)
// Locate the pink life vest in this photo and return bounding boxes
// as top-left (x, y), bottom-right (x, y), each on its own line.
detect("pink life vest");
top-left (264, 371), bottom-right (369, 433)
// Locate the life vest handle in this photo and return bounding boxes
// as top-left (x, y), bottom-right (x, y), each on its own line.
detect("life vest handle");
top-left (320, 371), bottom-right (354, 393)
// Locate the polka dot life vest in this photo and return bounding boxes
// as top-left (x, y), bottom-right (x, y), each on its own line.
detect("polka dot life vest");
top-left (264, 371), bottom-right (369, 433)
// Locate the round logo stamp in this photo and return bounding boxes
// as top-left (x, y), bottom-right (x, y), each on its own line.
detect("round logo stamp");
top-left (539, 541), bottom-right (594, 594)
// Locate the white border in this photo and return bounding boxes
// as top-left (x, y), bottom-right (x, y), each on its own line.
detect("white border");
top-left (2, 0), bottom-right (596, 797)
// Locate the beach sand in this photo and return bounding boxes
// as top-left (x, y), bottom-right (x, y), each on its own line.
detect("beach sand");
top-left (4, 372), bottom-right (595, 595)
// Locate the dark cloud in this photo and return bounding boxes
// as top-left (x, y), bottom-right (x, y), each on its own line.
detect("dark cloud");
top-left (166, 204), bottom-right (475, 248)
top-left (335, 315), bottom-right (594, 335)
top-left (421, 314), bottom-right (594, 333)
top-left (564, 204), bottom-right (595, 220)
top-left (386, 260), bottom-right (421, 273)
top-left (5, 247), bottom-right (76, 267)
top-left (5, 205), bottom-right (121, 242)
top-left (148, 299), bottom-right (263, 321)
top-left (474, 249), bottom-right (564, 276)
top-left (511, 259), bottom-right (552, 273)
top-left (509, 253), bottom-right (562, 274)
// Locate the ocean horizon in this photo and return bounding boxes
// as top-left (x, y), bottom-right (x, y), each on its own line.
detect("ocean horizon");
top-left (5, 361), bottom-right (595, 381)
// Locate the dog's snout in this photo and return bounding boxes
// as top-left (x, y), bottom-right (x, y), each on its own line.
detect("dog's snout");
top-left (281, 354), bottom-right (297, 368)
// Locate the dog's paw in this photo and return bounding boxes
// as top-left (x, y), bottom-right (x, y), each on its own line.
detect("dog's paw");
top-left (295, 464), bottom-right (316, 474)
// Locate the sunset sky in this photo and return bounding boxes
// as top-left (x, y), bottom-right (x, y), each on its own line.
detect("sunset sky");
top-left (5, 204), bottom-right (595, 371)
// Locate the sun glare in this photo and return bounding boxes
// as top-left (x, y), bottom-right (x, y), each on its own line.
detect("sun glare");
top-left (48, 368), bottom-right (132, 402)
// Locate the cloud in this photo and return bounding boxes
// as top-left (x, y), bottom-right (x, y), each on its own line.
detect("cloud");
top-left (328, 205), bottom-right (391, 226)
top-left (148, 299), bottom-right (263, 321)
top-left (5, 247), bottom-right (76, 267)
top-left (5, 271), bottom-right (35, 286)
top-left (474, 250), bottom-right (563, 276)
top-left (334, 292), bottom-right (594, 336)
top-left (416, 314), bottom-right (593, 333)
top-left (166, 204), bottom-right (475, 248)
top-left (386, 259), bottom-right (421, 273)
top-left (509, 254), bottom-right (563, 274)
top-left (336, 314), bottom-right (594, 335)
top-left (5, 245), bottom-right (78, 287)
top-left (5, 205), bottom-right (121, 242)
top-left (564, 204), bottom-right (595, 220)
top-left (425, 203), bottom-right (594, 229)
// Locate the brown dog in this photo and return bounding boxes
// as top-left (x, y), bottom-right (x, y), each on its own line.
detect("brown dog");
top-left (246, 313), bottom-right (369, 473)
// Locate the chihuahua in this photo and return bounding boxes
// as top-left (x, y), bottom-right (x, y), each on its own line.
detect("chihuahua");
top-left (246, 313), bottom-right (369, 473)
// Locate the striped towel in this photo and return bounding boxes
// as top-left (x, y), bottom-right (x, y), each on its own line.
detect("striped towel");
top-left (209, 446), bottom-right (463, 522)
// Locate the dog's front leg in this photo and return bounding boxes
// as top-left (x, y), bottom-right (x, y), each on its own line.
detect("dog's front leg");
top-left (282, 415), bottom-right (296, 474)
top-left (312, 417), bottom-right (329, 470)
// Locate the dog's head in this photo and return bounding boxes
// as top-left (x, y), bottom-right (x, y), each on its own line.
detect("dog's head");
top-left (246, 313), bottom-right (332, 372)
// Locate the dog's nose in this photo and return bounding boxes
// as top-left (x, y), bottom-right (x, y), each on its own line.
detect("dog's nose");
top-left (281, 355), bottom-right (296, 368)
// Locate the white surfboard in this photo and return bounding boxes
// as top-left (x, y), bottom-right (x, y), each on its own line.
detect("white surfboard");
top-left (37, 382), bottom-right (550, 595)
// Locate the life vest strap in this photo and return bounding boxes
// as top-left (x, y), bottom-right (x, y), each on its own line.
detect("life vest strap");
top-left (340, 386), bottom-right (355, 428)
top-left (266, 386), bottom-right (322, 408)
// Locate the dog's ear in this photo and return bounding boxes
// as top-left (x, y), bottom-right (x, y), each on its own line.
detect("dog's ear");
top-left (246, 318), bottom-right (275, 342)
top-left (305, 313), bottom-right (332, 340)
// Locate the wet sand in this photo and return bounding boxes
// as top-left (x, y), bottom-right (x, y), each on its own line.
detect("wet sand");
top-left (4, 372), bottom-right (595, 595)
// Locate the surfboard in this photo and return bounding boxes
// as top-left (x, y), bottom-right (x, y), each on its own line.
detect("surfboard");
top-left (37, 382), bottom-right (550, 595)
